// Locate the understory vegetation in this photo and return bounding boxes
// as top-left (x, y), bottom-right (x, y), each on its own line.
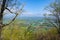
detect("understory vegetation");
top-left (2, 20), bottom-right (60, 40)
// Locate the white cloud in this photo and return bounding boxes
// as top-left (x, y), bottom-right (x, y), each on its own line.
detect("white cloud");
top-left (20, 11), bottom-right (42, 17)
top-left (20, 9), bottom-right (51, 17)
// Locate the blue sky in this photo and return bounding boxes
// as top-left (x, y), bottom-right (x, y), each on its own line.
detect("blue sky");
top-left (19, 0), bottom-right (54, 17)
top-left (4, 0), bottom-right (54, 18)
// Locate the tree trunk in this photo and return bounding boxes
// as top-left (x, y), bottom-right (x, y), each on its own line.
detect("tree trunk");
top-left (0, 0), bottom-right (6, 40)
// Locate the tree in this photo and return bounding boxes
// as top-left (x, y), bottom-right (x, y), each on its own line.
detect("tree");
top-left (0, 0), bottom-right (24, 40)
top-left (44, 0), bottom-right (60, 34)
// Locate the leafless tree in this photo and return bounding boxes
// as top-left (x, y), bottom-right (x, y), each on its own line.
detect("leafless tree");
top-left (0, 0), bottom-right (24, 40)
top-left (44, 0), bottom-right (60, 34)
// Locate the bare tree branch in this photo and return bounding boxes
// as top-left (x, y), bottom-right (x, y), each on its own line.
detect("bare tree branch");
top-left (5, 7), bottom-right (13, 13)
top-left (46, 18), bottom-right (59, 29)
top-left (3, 13), bottom-right (17, 27)
top-left (2, 4), bottom-right (25, 27)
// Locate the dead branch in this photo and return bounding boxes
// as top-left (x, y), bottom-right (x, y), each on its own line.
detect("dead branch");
top-left (2, 4), bottom-right (24, 27)
top-left (5, 7), bottom-right (13, 13)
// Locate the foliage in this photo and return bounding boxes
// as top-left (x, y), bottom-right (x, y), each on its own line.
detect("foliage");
top-left (1, 20), bottom-right (60, 40)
